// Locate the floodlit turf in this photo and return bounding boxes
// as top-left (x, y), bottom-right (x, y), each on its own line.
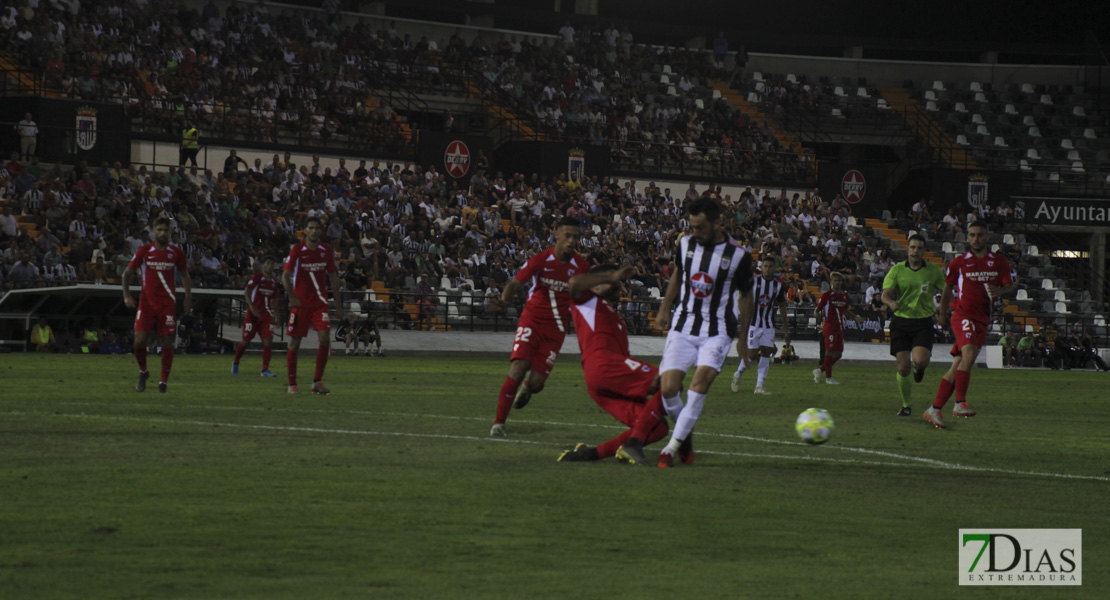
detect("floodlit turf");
top-left (1, 353), bottom-right (1107, 598)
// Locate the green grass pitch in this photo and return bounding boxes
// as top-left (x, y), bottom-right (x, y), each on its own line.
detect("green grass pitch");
top-left (1, 353), bottom-right (1106, 599)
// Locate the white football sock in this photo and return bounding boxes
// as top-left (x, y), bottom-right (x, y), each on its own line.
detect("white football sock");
top-left (662, 393), bottom-right (683, 420)
top-left (756, 356), bottom-right (771, 387)
top-left (734, 359), bottom-right (748, 377)
top-left (667, 390), bottom-right (707, 453)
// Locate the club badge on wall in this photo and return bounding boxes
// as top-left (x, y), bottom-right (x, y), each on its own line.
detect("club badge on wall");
top-left (968, 173), bottom-right (989, 208)
top-left (568, 147), bottom-right (586, 183)
top-left (76, 106), bottom-right (98, 151)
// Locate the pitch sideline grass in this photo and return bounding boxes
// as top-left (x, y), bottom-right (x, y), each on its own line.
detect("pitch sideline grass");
top-left (0, 354), bottom-right (1106, 599)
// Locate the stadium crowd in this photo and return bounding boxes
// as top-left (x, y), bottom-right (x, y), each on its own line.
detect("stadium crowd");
top-left (2, 0), bottom-right (806, 180)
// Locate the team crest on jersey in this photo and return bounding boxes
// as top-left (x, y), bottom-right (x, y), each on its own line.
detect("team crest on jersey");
top-left (721, 257), bottom-right (731, 269)
top-left (686, 250), bottom-right (694, 259)
top-left (690, 272), bottom-right (715, 298)
top-left (987, 260), bottom-right (994, 267)
top-left (567, 269), bottom-right (575, 277)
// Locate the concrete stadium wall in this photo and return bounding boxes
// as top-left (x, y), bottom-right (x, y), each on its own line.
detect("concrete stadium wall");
top-left (746, 53), bottom-right (1095, 88)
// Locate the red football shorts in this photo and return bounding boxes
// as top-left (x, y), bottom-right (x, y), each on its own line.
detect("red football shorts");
top-left (243, 310), bottom-right (274, 341)
top-left (135, 301), bottom-right (177, 336)
top-left (822, 328), bottom-right (844, 353)
top-left (286, 306), bottom-right (331, 338)
top-left (583, 355), bottom-right (659, 426)
top-left (509, 321), bottom-right (565, 378)
top-left (949, 313), bottom-right (988, 356)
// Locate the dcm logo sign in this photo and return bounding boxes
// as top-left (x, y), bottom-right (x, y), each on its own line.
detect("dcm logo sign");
top-left (959, 529), bottom-right (1081, 586)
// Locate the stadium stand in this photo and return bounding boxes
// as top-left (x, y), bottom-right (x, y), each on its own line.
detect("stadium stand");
top-left (0, 1), bottom-right (1106, 362)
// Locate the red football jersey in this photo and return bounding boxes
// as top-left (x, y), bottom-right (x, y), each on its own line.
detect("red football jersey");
top-left (946, 251), bottom-right (1012, 323)
top-left (128, 243), bottom-right (187, 306)
top-left (246, 272), bottom-right (279, 317)
top-left (817, 289), bottom-right (852, 332)
top-left (283, 242), bottom-right (337, 309)
top-left (514, 248), bottom-right (590, 332)
top-left (571, 291), bottom-right (629, 359)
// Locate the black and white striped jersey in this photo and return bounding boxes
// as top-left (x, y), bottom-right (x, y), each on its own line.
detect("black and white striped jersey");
top-left (671, 234), bottom-right (754, 337)
top-left (750, 272), bottom-right (786, 330)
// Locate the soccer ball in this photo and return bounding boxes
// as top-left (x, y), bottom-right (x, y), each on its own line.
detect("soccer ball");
top-left (795, 408), bottom-right (834, 445)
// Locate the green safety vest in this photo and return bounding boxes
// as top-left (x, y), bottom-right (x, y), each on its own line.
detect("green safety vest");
top-left (182, 127), bottom-right (199, 149)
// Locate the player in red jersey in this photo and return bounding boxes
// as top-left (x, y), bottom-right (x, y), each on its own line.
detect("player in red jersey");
top-left (232, 256), bottom-right (280, 377)
top-left (556, 264), bottom-right (669, 465)
top-left (282, 217), bottom-right (344, 395)
top-left (813, 272), bottom-right (864, 384)
top-left (486, 216), bottom-right (589, 437)
top-left (926, 221), bottom-right (1014, 428)
top-left (122, 216), bottom-right (192, 393)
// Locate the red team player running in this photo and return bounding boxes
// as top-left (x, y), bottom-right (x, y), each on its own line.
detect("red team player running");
top-left (122, 216), bottom-right (193, 393)
top-left (282, 217), bottom-right (344, 394)
top-left (926, 221), bottom-right (1014, 428)
top-left (232, 257), bottom-right (280, 377)
top-left (556, 264), bottom-right (669, 465)
top-left (488, 216), bottom-right (589, 437)
top-left (813, 272), bottom-right (864, 385)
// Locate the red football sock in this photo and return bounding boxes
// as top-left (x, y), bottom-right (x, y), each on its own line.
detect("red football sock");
top-left (262, 346), bottom-right (272, 371)
top-left (954, 369), bottom-right (971, 404)
top-left (494, 376), bottom-right (517, 424)
top-left (631, 392), bottom-right (665, 441)
top-left (134, 346), bottom-right (147, 372)
top-left (160, 346), bottom-right (174, 383)
top-left (287, 348), bottom-right (298, 386)
top-left (933, 377), bottom-right (955, 409)
top-left (823, 355), bottom-right (837, 378)
top-left (233, 342), bottom-right (246, 365)
top-left (597, 430), bottom-right (633, 459)
top-left (314, 345), bottom-right (330, 381)
top-left (644, 420), bottom-right (669, 445)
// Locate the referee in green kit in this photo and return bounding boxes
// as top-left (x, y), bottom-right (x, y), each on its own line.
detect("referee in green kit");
top-left (881, 234), bottom-right (946, 416)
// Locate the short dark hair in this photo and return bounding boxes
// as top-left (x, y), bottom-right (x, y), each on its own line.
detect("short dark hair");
top-left (305, 216), bottom-right (323, 229)
top-left (968, 220), bottom-right (989, 232)
top-left (687, 197), bottom-right (720, 222)
top-left (591, 263), bottom-right (620, 275)
top-left (152, 216), bottom-right (172, 228)
top-left (907, 233), bottom-right (925, 246)
top-left (557, 216), bottom-right (580, 229)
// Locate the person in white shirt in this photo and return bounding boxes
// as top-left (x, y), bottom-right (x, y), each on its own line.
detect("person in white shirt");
top-left (15, 112), bottom-right (38, 160)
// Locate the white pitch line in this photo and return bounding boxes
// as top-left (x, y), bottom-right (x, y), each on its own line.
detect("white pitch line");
top-left (11, 409), bottom-right (1110, 482)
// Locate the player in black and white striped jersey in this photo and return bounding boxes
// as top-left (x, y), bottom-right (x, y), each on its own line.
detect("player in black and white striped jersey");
top-left (652, 198), bottom-right (754, 468)
top-left (731, 256), bottom-right (789, 395)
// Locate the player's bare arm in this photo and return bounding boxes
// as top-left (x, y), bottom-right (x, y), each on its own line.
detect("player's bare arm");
top-left (844, 307), bottom-right (865, 326)
top-left (282, 270), bottom-right (300, 308)
top-left (881, 287), bottom-right (900, 312)
top-left (568, 266), bottom-right (633, 296)
top-left (937, 282), bottom-right (954, 328)
top-left (243, 285), bottom-right (259, 317)
top-left (737, 288), bottom-right (755, 344)
top-left (329, 271), bottom-right (344, 321)
top-left (988, 282), bottom-right (1016, 298)
top-left (121, 267), bottom-right (137, 309)
top-left (778, 298), bottom-right (791, 346)
top-left (654, 268), bottom-right (682, 330)
top-left (181, 270), bottom-right (193, 315)
top-left (487, 278), bottom-right (523, 311)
